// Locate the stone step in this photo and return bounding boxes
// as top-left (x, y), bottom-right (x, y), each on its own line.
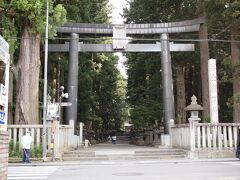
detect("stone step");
top-left (63, 151), bottom-right (95, 155)
top-left (63, 152), bottom-right (186, 158)
top-left (62, 154), bottom-right (186, 161)
top-left (62, 148), bottom-right (188, 161)
top-left (135, 149), bottom-right (186, 154)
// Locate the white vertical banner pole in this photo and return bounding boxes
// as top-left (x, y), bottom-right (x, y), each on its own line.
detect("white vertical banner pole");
top-left (208, 59), bottom-right (219, 123)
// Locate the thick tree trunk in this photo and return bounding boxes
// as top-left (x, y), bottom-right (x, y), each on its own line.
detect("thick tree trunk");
top-left (14, 26), bottom-right (40, 124)
top-left (199, 23), bottom-right (210, 121)
top-left (231, 24), bottom-right (240, 123)
top-left (197, 0), bottom-right (210, 121)
top-left (176, 65), bottom-right (186, 124)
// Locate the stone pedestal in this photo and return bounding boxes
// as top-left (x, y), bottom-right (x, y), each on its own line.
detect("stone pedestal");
top-left (144, 132), bottom-right (150, 145)
top-left (136, 134), bottom-right (145, 146)
top-left (161, 134), bottom-right (171, 147)
top-left (153, 130), bottom-right (160, 145)
top-left (0, 131), bottom-right (9, 180)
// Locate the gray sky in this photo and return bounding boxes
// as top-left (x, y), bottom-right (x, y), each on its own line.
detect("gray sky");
top-left (108, 0), bottom-right (128, 78)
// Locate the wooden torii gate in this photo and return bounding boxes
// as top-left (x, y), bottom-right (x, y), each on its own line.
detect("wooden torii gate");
top-left (48, 17), bottom-right (204, 135)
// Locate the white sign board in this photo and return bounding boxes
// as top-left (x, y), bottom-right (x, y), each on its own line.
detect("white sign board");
top-left (0, 35), bottom-right (9, 131)
top-left (208, 59), bottom-right (219, 123)
top-left (113, 25), bottom-right (127, 50)
top-left (47, 104), bottom-right (59, 118)
top-left (0, 84), bottom-right (7, 107)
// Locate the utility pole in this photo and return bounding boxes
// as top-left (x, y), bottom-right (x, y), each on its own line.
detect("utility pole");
top-left (42, 0), bottom-right (49, 160)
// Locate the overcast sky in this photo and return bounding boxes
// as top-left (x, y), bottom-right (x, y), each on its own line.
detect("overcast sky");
top-left (108, 0), bottom-right (127, 24)
top-left (108, 0), bottom-right (128, 78)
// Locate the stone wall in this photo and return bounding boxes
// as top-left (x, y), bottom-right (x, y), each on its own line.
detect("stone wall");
top-left (0, 131), bottom-right (9, 180)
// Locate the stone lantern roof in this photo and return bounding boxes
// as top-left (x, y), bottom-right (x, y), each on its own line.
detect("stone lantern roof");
top-left (185, 95), bottom-right (204, 111)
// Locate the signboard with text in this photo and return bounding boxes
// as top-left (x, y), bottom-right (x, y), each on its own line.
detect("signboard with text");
top-left (0, 35), bottom-right (9, 131)
top-left (0, 84), bottom-right (7, 107)
top-left (208, 59), bottom-right (219, 123)
top-left (47, 104), bottom-right (60, 118)
top-left (0, 111), bottom-right (5, 125)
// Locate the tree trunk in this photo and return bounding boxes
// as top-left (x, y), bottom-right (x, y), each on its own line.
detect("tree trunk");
top-left (176, 65), bottom-right (186, 124)
top-left (231, 24), bottom-right (240, 123)
top-left (197, 0), bottom-right (210, 122)
top-left (199, 24), bottom-right (210, 122)
top-left (14, 26), bottom-right (40, 124)
top-left (197, 0), bottom-right (210, 121)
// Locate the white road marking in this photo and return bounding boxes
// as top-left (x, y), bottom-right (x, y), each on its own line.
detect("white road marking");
top-left (8, 166), bottom-right (59, 180)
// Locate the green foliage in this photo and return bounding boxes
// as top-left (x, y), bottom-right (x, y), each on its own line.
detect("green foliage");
top-left (8, 140), bottom-right (42, 158)
top-left (0, 0), bottom-right (67, 54)
top-left (30, 145), bottom-right (42, 158)
top-left (62, 0), bottom-right (110, 23)
top-left (124, 0), bottom-right (197, 23)
top-left (8, 140), bottom-right (21, 157)
top-left (10, 0), bottom-right (67, 35)
top-left (204, 0), bottom-right (237, 122)
top-left (126, 52), bottom-right (163, 127)
top-left (131, 101), bottom-right (163, 129)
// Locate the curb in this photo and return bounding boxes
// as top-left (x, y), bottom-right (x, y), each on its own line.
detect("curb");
top-left (8, 158), bottom-right (239, 166)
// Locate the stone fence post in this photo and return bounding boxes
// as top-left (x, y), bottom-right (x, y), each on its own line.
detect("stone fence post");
top-left (69, 120), bottom-right (75, 148)
top-left (79, 122), bottom-right (84, 147)
top-left (189, 119), bottom-right (200, 152)
top-left (54, 121), bottom-right (60, 159)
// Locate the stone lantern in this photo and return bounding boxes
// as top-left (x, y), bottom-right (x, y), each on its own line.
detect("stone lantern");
top-left (185, 95), bottom-right (204, 154)
top-left (185, 95), bottom-right (204, 121)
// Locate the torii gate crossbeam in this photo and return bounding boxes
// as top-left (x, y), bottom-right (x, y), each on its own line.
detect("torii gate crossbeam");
top-left (49, 17), bottom-right (204, 135)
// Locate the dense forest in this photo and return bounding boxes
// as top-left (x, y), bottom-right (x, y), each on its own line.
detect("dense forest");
top-left (0, 0), bottom-right (239, 135)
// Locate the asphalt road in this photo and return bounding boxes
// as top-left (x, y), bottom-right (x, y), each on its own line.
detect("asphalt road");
top-left (8, 160), bottom-right (240, 180)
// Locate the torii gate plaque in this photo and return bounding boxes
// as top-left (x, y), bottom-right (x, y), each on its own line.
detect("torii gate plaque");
top-left (49, 17), bottom-right (204, 134)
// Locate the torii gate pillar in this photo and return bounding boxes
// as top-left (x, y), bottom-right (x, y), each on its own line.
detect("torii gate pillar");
top-left (161, 33), bottom-right (175, 134)
top-left (66, 33), bottom-right (79, 128)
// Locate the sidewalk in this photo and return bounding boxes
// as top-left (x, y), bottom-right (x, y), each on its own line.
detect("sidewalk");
top-left (8, 142), bottom-right (239, 166)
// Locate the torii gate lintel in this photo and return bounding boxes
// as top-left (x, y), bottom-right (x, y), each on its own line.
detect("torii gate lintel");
top-left (49, 18), bottom-right (204, 135)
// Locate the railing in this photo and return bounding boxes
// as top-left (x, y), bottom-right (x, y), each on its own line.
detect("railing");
top-left (171, 122), bottom-right (240, 151)
top-left (7, 124), bottom-right (50, 150)
top-left (7, 120), bottom-right (79, 158)
top-left (195, 123), bottom-right (240, 149)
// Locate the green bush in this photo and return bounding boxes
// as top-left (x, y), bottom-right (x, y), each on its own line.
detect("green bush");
top-left (8, 140), bottom-right (42, 158)
top-left (9, 140), bottom-right (21, 158)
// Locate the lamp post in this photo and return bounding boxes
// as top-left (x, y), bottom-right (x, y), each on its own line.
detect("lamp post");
top-left (42, 0), bottom-right (49, 160)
